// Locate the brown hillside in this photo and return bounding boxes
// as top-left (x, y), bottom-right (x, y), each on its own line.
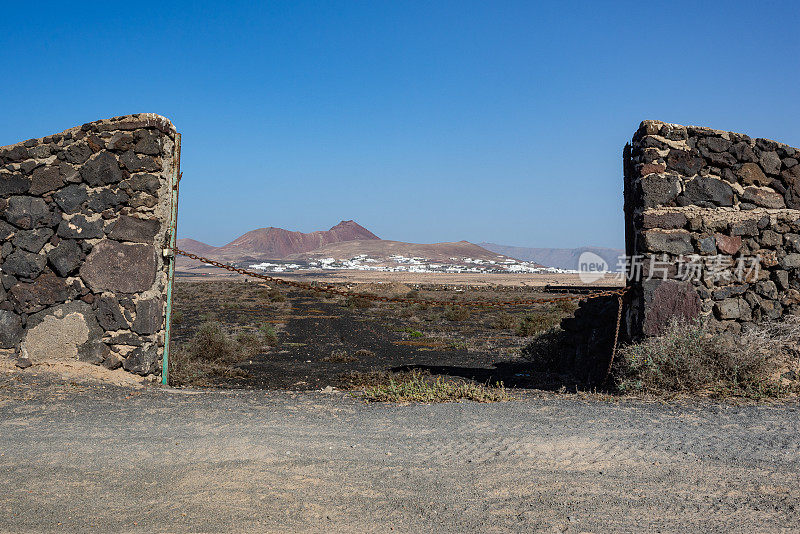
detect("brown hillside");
top-left (176, 238), bottom-right (217, 255)
top-left (214, 220), bottom-right (379, 259)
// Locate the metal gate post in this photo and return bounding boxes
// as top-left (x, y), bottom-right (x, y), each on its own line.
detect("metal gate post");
top-left (162, 133), bottom-right (182, 385)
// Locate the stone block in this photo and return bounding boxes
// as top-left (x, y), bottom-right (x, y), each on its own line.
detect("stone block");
top-left (46, 239), bottom-right (84, 276)
top-left (132, 297), bottom-right (163, 335)
top-left (642, 279), bottom-right (701, 336)
top-left (0, 310), bottom-right (23, 348)
top-left (2, 249), bottom-right (47, 279)
top-left (108, 215), bottom-right (160, 243)
top-left (642, 229), bottom-right (693, 255)
top-left (79, 240), bottom-right (157, 293)
top-left (8, 272), bottom-right (73, 314)
top-left (741, 186), bottom-right (785, 208)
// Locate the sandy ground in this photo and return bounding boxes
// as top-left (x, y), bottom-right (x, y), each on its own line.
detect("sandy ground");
top-left (176, 266), bottom-right (624, 287)
top-left (0, 371), bottom-right (798, 533)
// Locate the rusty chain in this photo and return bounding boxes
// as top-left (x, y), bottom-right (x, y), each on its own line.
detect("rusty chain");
top-left (174, 248), bottom-right (628, 308)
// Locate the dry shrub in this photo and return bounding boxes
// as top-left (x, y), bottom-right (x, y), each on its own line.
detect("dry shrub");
top-left (614, 317), bottom-right (800, 398)
top-left (169, 321), bottom-right (258, 386)
top-left (444, 306), bottom-right (471, 321)
top-left (516, 310), bottom-right (562, 337)
top-left (491, 311), bottom-right (517, 330)
top-left (345, 295), bottom-right (375, 309)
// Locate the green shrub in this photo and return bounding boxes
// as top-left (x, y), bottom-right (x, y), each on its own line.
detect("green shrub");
top-left (358, 369), bottom-right (510, 403)
top-left (259, 323), bottom-right (279, 346)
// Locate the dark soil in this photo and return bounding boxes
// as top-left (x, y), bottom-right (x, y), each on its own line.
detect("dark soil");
top-left (171, 281), bottom-right (580, 390)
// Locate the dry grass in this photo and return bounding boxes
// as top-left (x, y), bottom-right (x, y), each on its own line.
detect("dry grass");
top-left (169, 321), bottom-right (271, 386)
top-left (444, 306), bottom-right (471, 321)
top-left (516, 309), bottom-right (563, 337)
top-left (342, 369), bottom-right (510, 403)
top-left (614, 317), bottom-right (800, 399)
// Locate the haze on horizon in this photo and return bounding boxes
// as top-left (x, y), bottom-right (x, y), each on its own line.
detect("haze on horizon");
top-left (1, 1), bottom-right (798, 249)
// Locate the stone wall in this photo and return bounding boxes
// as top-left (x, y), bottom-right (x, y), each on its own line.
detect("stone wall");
top-left (624, 120), bottom-right (800, 339)
top-left (0, 114), bottom-right (178, 375)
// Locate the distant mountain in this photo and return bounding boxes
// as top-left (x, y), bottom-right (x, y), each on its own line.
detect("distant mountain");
top-left (176, 222), bottom-right (534, 271)
top-left (188, 220), bottom-right (378, 260)
top-left (176, 238), bottom-right (218, 255)
top-left (479, 243), bottom-right (624, 272)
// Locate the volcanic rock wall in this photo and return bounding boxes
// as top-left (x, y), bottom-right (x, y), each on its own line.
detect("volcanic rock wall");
top-left (0, 114), bottom-right (178, 375)
top-left (624, 120), bottom-right (800, 339)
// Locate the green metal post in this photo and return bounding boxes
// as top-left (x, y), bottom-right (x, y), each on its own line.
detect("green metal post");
top-left (162, 133), bottom-right (182, 385)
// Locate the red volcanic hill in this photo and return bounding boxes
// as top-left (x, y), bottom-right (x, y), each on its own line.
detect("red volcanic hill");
top-left (211, 220), bottom-right (379, 259)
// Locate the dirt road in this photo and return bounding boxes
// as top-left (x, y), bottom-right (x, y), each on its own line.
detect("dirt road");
top-left (0, 375), bottom-right (798, 533)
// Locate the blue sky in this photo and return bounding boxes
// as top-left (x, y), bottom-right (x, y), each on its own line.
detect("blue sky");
top-left (2, 1), bottom-right (798, 248)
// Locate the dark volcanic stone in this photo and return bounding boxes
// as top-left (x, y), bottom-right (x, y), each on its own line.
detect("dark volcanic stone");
top-left (643, 280), bottom-right (701, 336)
top-left (123, 344), bottom-right (160, 376)
top-left (2, 250), bottom-right (47, 279)
top-left (641, 212), bottom-right (687, 229)
top-left (53, 184), bottom-right (88, 213)
top-left (123, 174), bottom-right (161, 195)
top-left (699, 137), bottom-right (732, 153)
top-left (707, 151), bottom-right (737, 168)
top-left (666, 150), bottom-right (704, 176)
top-left (96, 295), bottom-right (129, 331)
top-left (696, 235), bottom-right (716, 254)
top-left (77, 340), bottom-right (110, 365)
top-left (79, 240), bottom-right (157, 293)
top-left (133, 130), bottom-right (162, 155)
top-left (8, 272), bottom-right (73, 314)
top-left (106, 132), bottom-right (134, 151)
top-left (29, 165), bottom-right (64, 195)
top-left (120, 150), bottom-right (160, 172)
top-left (730, 219), bottom-right (760, 237)
top-left (12, 228), bottom-right (54, 253)
top-left (0, 220), bottom-right (16, 241)
top-left (642, 229), bottom-right (693, 255)
top-left (132, 297), bottom-right (162, 335)
top-left (639, 174), bottom-right (681, 208)
top-left (683, 176), bottom-right (734, 207)
top-left (0, 310), bottom-right (23, 348)
top-left (3, 196), bottom-right (51, 229)
top-left (80, 152), bottom-right (127, 186)
top-left (64, 142), bottom-right (93, 164)
top-left (0, 172), bottom-right (31, 195)
top-left (1, 145), bottom-right (28, 162)
top-left (47, 239), bottom-right (84, 276)
top-left (56, 215), bottom-right (104, 239)
top-left (760, 151), bottom-right (782, 175)
top-left (712, 284), bottom-right (749, 300)
top-left (86, 187), bottom-right (129, 212)
top-left (730, 142), bottom-right (757, 162)
top-left (108, 215), bottom-right (160, 243)
top-left (741, 186), bottom-right (785, 208)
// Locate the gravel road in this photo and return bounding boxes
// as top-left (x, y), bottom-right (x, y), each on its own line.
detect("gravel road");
top-left (0, 375), bottom-right (798, 533)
